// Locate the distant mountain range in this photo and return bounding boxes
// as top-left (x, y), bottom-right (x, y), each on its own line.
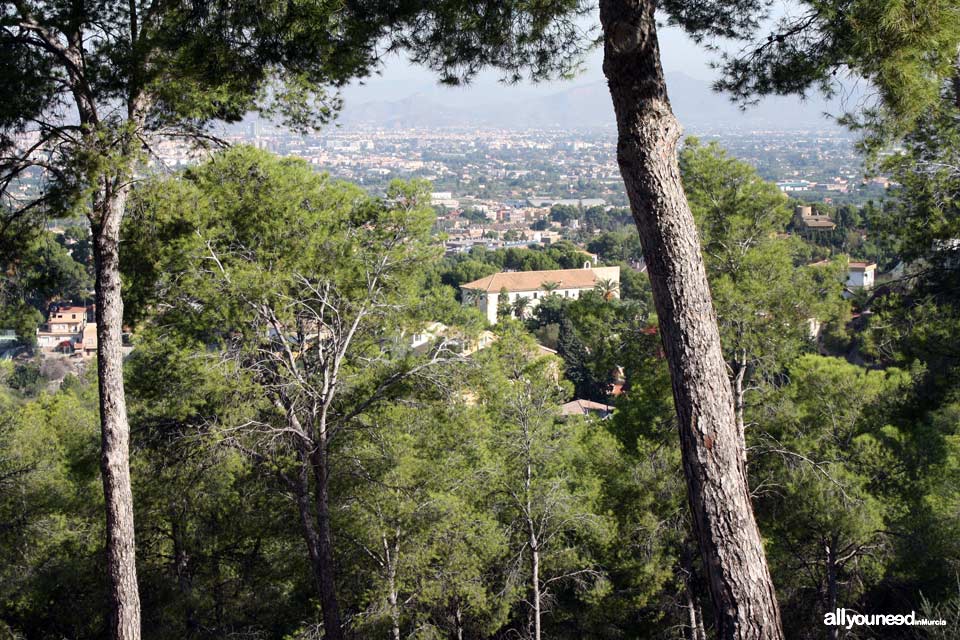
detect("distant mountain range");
top-left (336, 72), bottom-right (847, 132)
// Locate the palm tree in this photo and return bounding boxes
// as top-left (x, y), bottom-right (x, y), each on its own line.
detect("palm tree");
top-left (594, 278), bottom-right (620, 301)
top-left (541, 281), bottom-right (561, 296)
top-left (497, 287), bottom-right (513, 320)
top-left (513, 295), bottom-right (532, 319)
top-left (462, 288), bottom-right (482, 307)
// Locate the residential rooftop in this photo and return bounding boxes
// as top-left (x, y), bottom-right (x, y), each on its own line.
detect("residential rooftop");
top-left (460, 266), bottom-right (617, 293)
top-left (560, 399), bottom-right (614, 417)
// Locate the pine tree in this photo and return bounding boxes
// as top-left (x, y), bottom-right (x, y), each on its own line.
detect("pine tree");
top-left (557, 317), bottom-right (600, 401)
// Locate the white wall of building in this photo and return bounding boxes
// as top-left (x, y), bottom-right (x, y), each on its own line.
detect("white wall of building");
top-left (473, 285), bottom-right (613, 325)
top-left (464, 266), bottom-right (621, 325)
top-left (846, 266), bottom-right (876, 290)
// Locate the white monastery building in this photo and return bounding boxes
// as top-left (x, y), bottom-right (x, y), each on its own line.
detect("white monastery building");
top-left (461, 264), bottom-right (621, 325)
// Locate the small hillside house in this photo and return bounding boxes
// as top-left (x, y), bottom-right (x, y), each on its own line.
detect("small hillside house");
top-left (794, 205), bottom-right (837, 232)
top-left (846, 261), bottom-right (877, 290)
top-left (36, 305), bottom-right (97, 356)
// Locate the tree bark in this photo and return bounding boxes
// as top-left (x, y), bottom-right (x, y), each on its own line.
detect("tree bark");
top-left (453, 603), bottom-right (464, 640)
top-left (293, 449), bottom-right (325, 596)
top-left (285, 400), bottom-right (345, 640)
top-left (171, 513), bottom-right (197, 632)
top-left (696, 601), bottom-right (707, 640)
top-left (953, 44), bottom-right (960, 110)
top-left (599, 2), bottom-right (784, 638)
top-left (732, 354), bottom-right (748, 470)
top-left (310, 445), bottom-right (345, 640)
top-left (825, 540), bottom-right (839, 640)
top-left (526, 458), bottom-right (541, 640)
top-left (92, 183), bottom-right (142, 640)
top-left (685, 587), bottom-right (700, 640)
top-left (529, 533), bottom-right (541, 640)
top-left (385, 534), bottom-right (401, 640)
top-left (681, 544), bottom-right (706, 640)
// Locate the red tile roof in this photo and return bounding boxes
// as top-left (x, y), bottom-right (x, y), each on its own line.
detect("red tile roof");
top-left (53, 306), bottom-right (87, 315)
top-left (461, 268), bottom-right (603, 293)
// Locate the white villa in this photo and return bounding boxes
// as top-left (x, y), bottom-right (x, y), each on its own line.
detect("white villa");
top-left (808, 257), bottom-right (878, 294)
top-left (461, 264), bottom-right (621, 325)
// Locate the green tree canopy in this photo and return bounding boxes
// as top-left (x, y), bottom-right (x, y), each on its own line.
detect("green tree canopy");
top-left (122, 146), bottom-right (456, 638)
top-left (680, 139), bottom-right (847, 435)
top-left (751, 355), bottom-right (912, 633)
top-left (713, 0), bottom-right (960, 148)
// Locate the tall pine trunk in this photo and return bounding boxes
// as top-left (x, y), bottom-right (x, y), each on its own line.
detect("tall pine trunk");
top-left (293, 448), bottom-right (325, 594)
top-left (310, 445), bottom-right (345, 640)
top-left (92, 182), bottom-right (142, 640)
top-left (288, 403), bottom-right (345, 639)
top-left (598, 1), bottom-right (784, 638)
top-left (525, 438), bottom-right (541, 640)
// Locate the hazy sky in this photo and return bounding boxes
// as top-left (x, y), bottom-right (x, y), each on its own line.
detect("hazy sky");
top-left (341, 22), bottom-right (725, 106)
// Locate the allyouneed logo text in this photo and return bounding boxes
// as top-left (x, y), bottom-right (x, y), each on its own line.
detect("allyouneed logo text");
top-left (824, 609), bottom-right (947, 630)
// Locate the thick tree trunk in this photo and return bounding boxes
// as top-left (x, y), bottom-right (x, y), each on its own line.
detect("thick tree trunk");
top-left (310, 445), bottom-right (345, 640)
top-left (92, 183), bottom-right (142, 640)
top-left (599, 2), bottom-right (784, 638)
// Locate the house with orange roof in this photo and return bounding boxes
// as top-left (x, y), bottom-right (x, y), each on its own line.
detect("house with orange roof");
top-left (460, 263), bottom-right (620, 324)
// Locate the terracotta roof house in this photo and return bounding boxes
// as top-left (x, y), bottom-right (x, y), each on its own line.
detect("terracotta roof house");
top-left (461, 264), bottom-right (620, 324)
